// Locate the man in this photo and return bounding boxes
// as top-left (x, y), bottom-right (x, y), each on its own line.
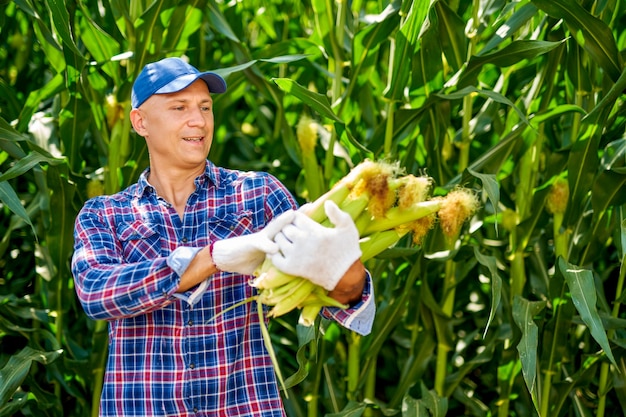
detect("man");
top-left (71, 56), bottom-right (375, 416)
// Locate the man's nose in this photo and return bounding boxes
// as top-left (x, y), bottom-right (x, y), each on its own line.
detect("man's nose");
top-left (188, 106), bottom-right (207, 126)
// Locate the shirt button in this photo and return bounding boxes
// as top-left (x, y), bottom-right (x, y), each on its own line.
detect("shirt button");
top-left (193, 407), bottom-right (198, 413)
top-left (181, 237), bottom-right (188, 243)
top-left (187, 320), bottom-right (193, 326)
top-left (189, 363), bottom-right (195, 369)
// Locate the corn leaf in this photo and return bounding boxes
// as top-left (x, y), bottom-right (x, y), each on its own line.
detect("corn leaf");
top-left (77, 5), bottom-right (121, 82)
top-left (420, 382), bottom-right (448, 416)
top-left (434, 1), bottom-right (466, 72)
top-left (0, 347), bottom-right (62, 405)
top-left (401, 394), bottom-right (429, 416)
top-left (60, 96), bottom-right (93, 173)
top-left (325, 401), bottom-right (367, 417)
top-left (384, 0), bottom-right (429, 100)
top-left (133, 0), bottom-right (168, 71)
top-left (434, 86), bottom-right (530, 127)
top-left (558, 257), bottom-right (617, 366)
top-left (531, 0), bottom-right (623, 81)
top-left (563, 119), bottom-right (603, 228)
top-left (0, 152), bottom-right (64, 183)
top-left (163, 2), bottom-right (202, 52)
top-left (480, 3), bottom-right (538, 55)
top-left (16, 73), bottom-right (65, 133)
top-left (592, 169), bottom-right (626, 213)
top-left (584, 66), bottom-right (626, 124)
top-left (45, 0), bottom-right (84, 57)
top-left (283, 324), bottom-right (316, 388)
top-left (0, 118), bottom-right (28, 159)
top-left (455, 39), bottom-right (566, 88)
top-left (46, 166), bottom-right (78, 282)
top-left (206, 0), bottom-right (240, 42)
top-left (512, 296), bottom-right (546, 405)
top-left (472, 247), bottom-right (502, 339)
top-left (0, 182), bottom-right (34, 236)
top-left (352, 6), bottom-right (400, 81)
top-left (273, 78), bottom-right (344, 123)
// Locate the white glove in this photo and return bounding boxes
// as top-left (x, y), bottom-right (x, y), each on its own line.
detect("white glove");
top-left (270, 200), bottom-right (362, 291)
top-left (211, 210), bottom-right (296, 275)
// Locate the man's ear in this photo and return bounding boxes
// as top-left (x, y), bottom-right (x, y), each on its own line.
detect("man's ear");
top-left (130, 108), bottom-right (147, 136)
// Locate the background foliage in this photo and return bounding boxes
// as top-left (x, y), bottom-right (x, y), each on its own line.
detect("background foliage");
top-left (1, 0), bottom-right (626, 416)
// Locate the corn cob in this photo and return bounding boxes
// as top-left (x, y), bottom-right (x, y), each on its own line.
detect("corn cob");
top-left (244, 159), bottom-right (479, 396)
top-left (251, 160), bottom-right (479, 326)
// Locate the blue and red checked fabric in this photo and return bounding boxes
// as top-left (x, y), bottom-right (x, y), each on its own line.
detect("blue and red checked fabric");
top-left (72, 160), bottom-right (374, 417)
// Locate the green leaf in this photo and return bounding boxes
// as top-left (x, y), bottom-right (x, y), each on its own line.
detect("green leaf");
top-left (531, 0), bottom-right (623, 81)
top-left (434, 1), bottom-right (466, 72)
top-left (467, 168), bottom-right (499, 213)
top-left (472, 247), bottom-right (502, 338)
top-left (15, 73), bottom-right (65, 133)
top-left (163, 3), bottom-right (203, 53)
top-left (591, 169), bottom-right (626, 215)
top-left (0, 347), bottom-right (62, 405)
top-left (583, 67), bottom-right (626, 124)
top-left (480, 3), bottom-right (538, 55)
top-left (401, 394), bottom-right (428, 416)
top-left (563, 121), bottom-right (602, 227)
top-left (273, 78), bottom-right (343, 123)
top-left (352, 6), bottom-right (400, 78)
top-left (46, 166), bottom-right (77, 280)
top-left (77, 5), bottom-right (121, 82)
top-left (558, 257), bottom-right (617, 366)
top-left (454, 39), bottom-right (566, 88)
top-left (60, 96), bottom-right (94, 173)
top-left (0, 181), bottom-right (34, 236)
top-left (512, 296), bottom-right (546, 404)
top-left (0, 152), bottom-right (65, 183)
top-left (207, 0), bottom-right (240, 43)
top-left (421, 381), bottom-right (448, 416)
top-left (325, 401), bottom-right (366, 417)
top-left (384, 0), bottom-right (430, 100)
top-left (46, 0), bottom-right (84, 58)
top-left (0, 117), bottom-right (28, 159)
top-left (133, 0), bottom-right (169, 72)
top-left (436, 86), bottom-right (530, 127)
top-left (282, 323), bottom-right (315, 388)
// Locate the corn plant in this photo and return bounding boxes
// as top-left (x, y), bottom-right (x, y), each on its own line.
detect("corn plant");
top-left (1, 1), bottom-right (626, 416)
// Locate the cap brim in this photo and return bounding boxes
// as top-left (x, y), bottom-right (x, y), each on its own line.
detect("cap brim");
top-left (155, 72), bottom-right (227, 95)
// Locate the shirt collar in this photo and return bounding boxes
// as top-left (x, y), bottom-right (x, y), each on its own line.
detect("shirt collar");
top-left (134, 160), bottom-right (219, 199)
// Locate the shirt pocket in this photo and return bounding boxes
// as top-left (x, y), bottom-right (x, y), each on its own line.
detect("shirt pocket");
top-left (117, 220), bottom-right (162, 262)
top-left (209, 210), bottom-right (255, 241)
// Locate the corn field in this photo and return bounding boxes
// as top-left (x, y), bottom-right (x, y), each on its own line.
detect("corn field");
top-left (1, 0), bottom-right (626, 416)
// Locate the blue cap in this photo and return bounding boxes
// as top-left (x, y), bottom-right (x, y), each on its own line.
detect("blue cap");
top-left (131, 57), bottom-right (227, 108)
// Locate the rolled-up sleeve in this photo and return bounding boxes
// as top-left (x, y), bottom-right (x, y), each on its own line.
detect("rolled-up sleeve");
top-left (320, 272), bottom-right (375, 335)
top-left (71, 198), bottom-right (178, 321)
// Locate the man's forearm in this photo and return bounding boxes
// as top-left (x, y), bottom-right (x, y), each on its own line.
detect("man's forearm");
top-left (328, 260), bottom-right (367, 306)
top-left (178, 246), bottom-right (219, 292)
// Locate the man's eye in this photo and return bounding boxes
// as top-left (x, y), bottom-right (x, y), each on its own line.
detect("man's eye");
top-left (201, 106), bottom-right (212, 112)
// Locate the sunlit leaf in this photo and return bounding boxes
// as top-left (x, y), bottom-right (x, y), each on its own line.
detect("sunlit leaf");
top-left (532, 0), bottom-right (623, 81)
top-left (273, 78), bottom-right (343, 123)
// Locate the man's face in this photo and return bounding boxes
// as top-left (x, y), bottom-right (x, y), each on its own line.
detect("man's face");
top-left (131, 79), bottom-right (215, 170)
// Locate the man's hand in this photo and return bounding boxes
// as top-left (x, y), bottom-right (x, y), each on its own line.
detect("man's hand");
top-left (270, 200), bottom-right (362, 291)
top-left (211, 210), bottom-right (296, 275)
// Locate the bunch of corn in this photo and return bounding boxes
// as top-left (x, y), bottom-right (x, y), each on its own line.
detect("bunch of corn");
top-left (250, 159), bottom-right (479, 327)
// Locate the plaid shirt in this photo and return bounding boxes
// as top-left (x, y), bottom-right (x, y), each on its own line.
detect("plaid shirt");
top-left (72, 160), bottom-right (374, 417)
